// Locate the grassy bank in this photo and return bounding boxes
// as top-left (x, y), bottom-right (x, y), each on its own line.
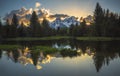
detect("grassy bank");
top-left (76, 37), bottom-right (120, 41)
top-left (0, 45), bottom-right (76, 55)
top-left (0, 45), bottom-right (22, 50)
top-left (3, 36), bottom-right (120, 41)
top-left (31, 46), bottom-right (58, 54)
top-left (0, 44), bottom-right (56, 51)
top-left (5, 36), bottom-right (71, 41)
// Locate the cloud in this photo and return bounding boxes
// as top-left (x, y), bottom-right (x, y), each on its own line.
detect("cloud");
top-left (4, 7), bottom-right (52, 20)
top-left (36, 2), bottom-right (41, 8)
top-left (4, 7), bottom-right (32, 20)
top-left (49, 14), bottom-right (69, 19)
top-left (3, 2), bottom-right (71, 25)
top-left (39, 8), bottom-right (51, 17)
top-left (4, 6), bottom-right (53, 24)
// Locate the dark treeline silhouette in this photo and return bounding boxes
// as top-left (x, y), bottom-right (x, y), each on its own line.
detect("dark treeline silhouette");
top-left (70, 2), bottom-right (120, 37)
top-left (93, 2), bottom-right (120, 37)
top-left (0, 12), bottom-right (56, 38)
top-left (0, 2), bottom-right (120, 38)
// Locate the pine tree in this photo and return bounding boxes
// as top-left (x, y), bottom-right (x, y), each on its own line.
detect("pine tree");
top-left (0, 18), bottom-right (2, 38)
top-left (12, 14), bottom-right (18, 27)
top-left (30, 11), bottom-right (41, 37)
top-left (1, 19), bottom-right (11, 38)
top-left (118, 16), bottom-right (120, 37)
top-left (72, 24), bottom-right (79, 37)
top-left (11, 14), bottom-right (19, 37)
top-left (69, 24), bottom-right (74, 36)
top-left (103, 9), bottom-right (110, 36)
top-left (18, 22), bottom-right (27, 37)
top-left (5, 19), bottom-right (11, 38)
top-left (80, 19), bottom-right (86, 36)
top-left (42, 18), bottom-right (51, 36)
top-left (94, 2), bottom-right (104, 36)
top-left (0, 18), bottom-right (2, 28)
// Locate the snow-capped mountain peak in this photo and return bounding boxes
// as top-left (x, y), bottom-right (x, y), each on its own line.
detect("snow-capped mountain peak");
top-left (50, 16), bottom-right (80, 29)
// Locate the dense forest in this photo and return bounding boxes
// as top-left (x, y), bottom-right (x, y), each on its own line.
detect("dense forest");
top-left (0, 2), bottom-right (120, 38)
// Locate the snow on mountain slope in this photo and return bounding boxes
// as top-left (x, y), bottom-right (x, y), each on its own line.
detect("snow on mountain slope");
top-left (50, 16), bottom-right (80, 29)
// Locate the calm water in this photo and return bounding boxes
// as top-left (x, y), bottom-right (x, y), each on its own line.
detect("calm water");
top-left (0, 40), bottom-right (120, 76)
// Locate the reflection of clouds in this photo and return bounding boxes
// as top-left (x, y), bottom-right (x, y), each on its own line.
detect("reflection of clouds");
top-left (35, 54), bottom-right (52, 70)
top-left (18, 47), bottom-right (53, 70)
top-left (36, 65), bottom-right (42, 70)
top-left (53, 43), bottom-right (95, 56)
top-left (6, 46), bottom-right (96, 70)
top-left (2, 44), bottom-right (120, 73)
top-left (77, 49), bottom-right (82, 53)
top-left (38, 52), bottom-right (52, 64)
top-left (23, 47), bottom-right (31, 56)
top-left (18, 56), bottom-right (33, 66)
top-left (41, 55), bottom-right (51, 64)
top-left (18, 47), bottom-right (33, 66)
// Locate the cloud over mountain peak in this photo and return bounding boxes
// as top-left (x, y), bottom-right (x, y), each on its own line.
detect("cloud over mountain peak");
top-left (4, 2), bottom-right (81, 27)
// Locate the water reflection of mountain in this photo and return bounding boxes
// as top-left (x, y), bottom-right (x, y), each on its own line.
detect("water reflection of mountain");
top-left (1, 47), bottom-right (52, 70)
top-left (0, 41), bottom-right (120, 72)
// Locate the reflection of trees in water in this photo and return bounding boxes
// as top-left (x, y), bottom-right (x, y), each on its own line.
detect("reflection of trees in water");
top-left (74, 41), bottom-right (120, 72)
top-left (0, 41), bottom-right (120, 72)
top-left (0, 47), bottom-right (52, 70)
top-left (60, 49), bottom-right (81, 58)
top-left (93, 45), bottom-right (120, 72)
top-left (54, 40), bottom-right (120, 72)
top-left (6, 50), bottom-right (20, 63)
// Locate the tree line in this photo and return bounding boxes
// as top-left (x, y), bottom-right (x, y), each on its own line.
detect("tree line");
top-left (0, 2), bottom-right (120, 38)
top-left (69, 2), bottom-right (120, 37)
top-left (0, 11), bottom-right (56, 38)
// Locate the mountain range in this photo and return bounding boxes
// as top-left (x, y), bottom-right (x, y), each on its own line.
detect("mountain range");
top-left (50, 16), bottom-right (80, 29)
top-left (4, 7), bottom-right (93, 28)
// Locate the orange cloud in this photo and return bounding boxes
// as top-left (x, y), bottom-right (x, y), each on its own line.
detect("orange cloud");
top-left (36, 2), bottom-right (41, 8)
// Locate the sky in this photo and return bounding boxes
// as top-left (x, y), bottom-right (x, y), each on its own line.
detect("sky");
top-left (0, 0), bottom-right (120, 18)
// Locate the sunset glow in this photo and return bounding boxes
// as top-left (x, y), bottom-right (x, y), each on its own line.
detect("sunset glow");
top-left (0, 1), bottom-right (120, 76)
top-left (1, 0), bottom-right (120, 19)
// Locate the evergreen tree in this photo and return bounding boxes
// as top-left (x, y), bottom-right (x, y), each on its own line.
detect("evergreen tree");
top-left (102, 9), bottom-right (110, 36)
top-left (18, 22), bottom-right (27, 37)
top-left (80, 19), bottom-right (86, 36)
top-left (69, 24), bottom-right (74, 36)
top-left (87, 24), bottom-right (96, 37)
top-left (12, 14), bottom-right (18, 27)
top-left (42, 18), bottom-right (51, 36)
top-left (57, 27), bottom-right (68, 36)
top-left (117, 16), bottom-right (120, 37)
top-left (5, 19), bottom-right (11, 38)
top-left (11, 14), bottom-right (19, 37)
top-left (30, 11), bottom-right (41, 37)
top-left (1, 19), bottom-right (11, 38)
top-left (0, 18), bottom-right (2, 38)
top-left (0, 18), bottom-right (2, 28)
top-left (94, 2), bottom-right (104, 36)
top-left (72, 24), bottom-right (80, 37)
